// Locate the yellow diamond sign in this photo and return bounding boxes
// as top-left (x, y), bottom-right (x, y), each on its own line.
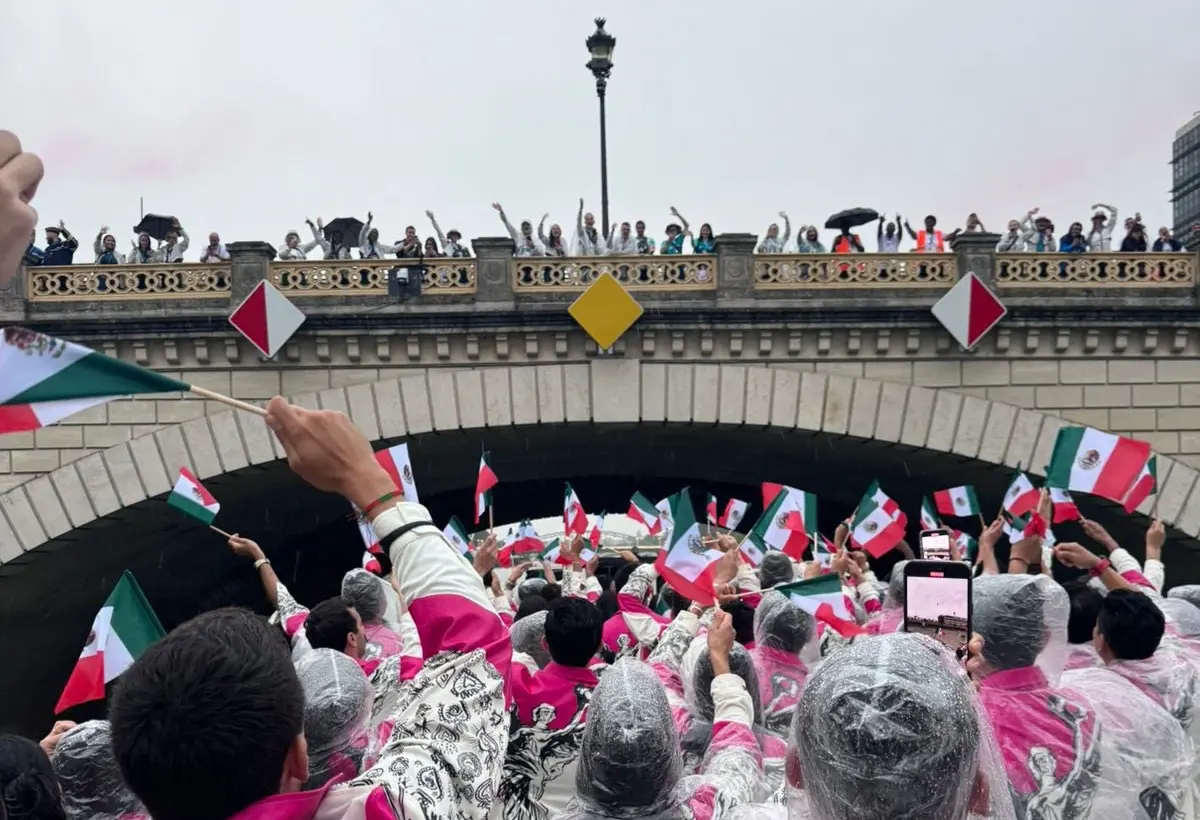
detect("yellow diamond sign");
top-left (568, 273), bottom-right (644, 349)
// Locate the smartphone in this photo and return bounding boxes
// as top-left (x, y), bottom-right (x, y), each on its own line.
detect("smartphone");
top-left (904, 560), bottom-right (972, 658)
top-left (920, 528), bottom-right (952, 561)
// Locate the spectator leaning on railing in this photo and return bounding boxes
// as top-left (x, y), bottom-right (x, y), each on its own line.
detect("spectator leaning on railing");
top-left (1086, 204), bottom-right (1118, 251)
top-left (94, 227), bottom-right (121, 264)
top-left (199, 232), bottom-right (230, 263)
top-left (127, 232), bottom-right (156, 265)
top-left (41, 221), bottom-right (78, 265)
top-left (278, 221), bottom-right (322, 260)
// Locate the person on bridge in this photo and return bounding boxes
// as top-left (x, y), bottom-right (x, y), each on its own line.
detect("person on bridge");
top-left (493, 202), bottom-right (542, 256)
top-left (537, 215), bottom-right (568, 257)
top-left (1085, 204), bottom-right (1118, 251)
top-left (903, 214), bottom-right (945, 252)
top-left (358, 213), bottom-right (399, 259)
top-left (425, 210), bottom-right (471, 258)
top-left (996, 210), bottom-right (1038, 252)
top-left (756, 212), bottom-right (791, 253)
top-left (572, 198), bottom-right (608, 256)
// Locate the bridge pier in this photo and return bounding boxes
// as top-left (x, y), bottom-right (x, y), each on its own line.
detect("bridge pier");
top-left (471, 237), bottom-right (517, 304)
top-left (228, 241), bottom-right (276, 304)
top-left (950, 232), bottom-right (1003, 286)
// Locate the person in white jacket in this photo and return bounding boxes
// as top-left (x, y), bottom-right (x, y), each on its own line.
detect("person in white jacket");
top-left (278, 220), bottom-right (322, 261)
top-left (159, 223), bottom-right (189, 263)
top-left (493, 202), bottom-right (543, 257)
top-left (358, 212), bottom-right (398, 260)
top-left (424, 210), bottom-right (470, 258)
top-left (313, 217), bottom-right (353, 260)
top-left (1086, 203), bottom-right (1118, 251)
top-left (608, 221), bottom-right (637, 255)
top-left (757, 212), bottom-right (791, 253)
top-left (126, 232), bottom-right (157, 264)
top-left (996, 209), bottom-right (1039, 252)
top-left (573, 198), bottom-right (608, 256)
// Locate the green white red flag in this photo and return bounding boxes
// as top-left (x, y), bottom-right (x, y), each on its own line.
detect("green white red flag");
top-left (850, 481), bottom-right (906, 558)
top-left (589, 512), bottom-right (606, 548)
top-left (55, 571), bottom-right (165, 713)
top-left (511, 519), bottom-right (543, 557)
top-left (951, 528), bottom-right (979, 564)
top-left (706, 493), bottom-right (718, 525)
top-left (1, 327), bottom-right (189, 435)
top-left (774, 574), bottom-right (863, 638)
top-left (933, 485), bottom-right (980, 517)
top-left (1049, 488), bottom-right (1080, 523)
top-left (1120, 456), bottom-right (1157, 514)
top-left (564, 483), bottom-right (588, 536)
top-left (745, 487), bottom-right (816, 563)
top-left (627, 492), bottom-right (662, 535)
top-left (1045, 426), bottom-right (1150, 504)
top-left (443, 515), bottom-right (471, 555)
top-left (1002, 472), bottom-right (1040, 518)
top-left (762, 482), bottom-right (786, 508)
top-left (166, 467), bottom-right (220, 525)
top-left (654, 489), bottom-right (722, 607)
top-left (719, 498), bottom-right (748, 530)
top-left (919, 497), bottom-right (940, 531)
top-left (376, 443), bottom-right (418, 503)
top-left (474, 452), bottom-right (497, 523)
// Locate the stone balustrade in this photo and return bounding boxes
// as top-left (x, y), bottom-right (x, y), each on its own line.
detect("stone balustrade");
top-left (8, 233), bottom-right (1198, 317)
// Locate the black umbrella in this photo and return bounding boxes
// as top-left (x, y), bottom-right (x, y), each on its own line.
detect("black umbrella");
top-left (322, 217), bottom-right (364, 245)
top-left (133, 214), bottom-right (181, 241)
top-left (824, 208), bottom-right (880, 232)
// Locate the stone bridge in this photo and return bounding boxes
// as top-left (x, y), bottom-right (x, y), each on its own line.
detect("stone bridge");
top-left (1, 232), bottom-right (1199, 730)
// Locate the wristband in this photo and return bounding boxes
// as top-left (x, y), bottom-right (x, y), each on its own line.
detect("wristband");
top-left (1088, 557), bottom-right (1112, 578)
top-left (1009, 557), bottom-right (1030, 570)
top-left (253, 558), bottom-right (271, 570)
top-left (362, 490), bottom-right (402, 517)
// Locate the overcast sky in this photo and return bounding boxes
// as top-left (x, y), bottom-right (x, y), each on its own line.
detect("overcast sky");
top-left (4, 1), bottom-right (1198, 251)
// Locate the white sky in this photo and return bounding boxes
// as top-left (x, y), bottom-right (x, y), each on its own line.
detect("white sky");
top-left (906, 576), bottom-right (969, 621)
top-left (4, 1), bottom-right (1199, 251)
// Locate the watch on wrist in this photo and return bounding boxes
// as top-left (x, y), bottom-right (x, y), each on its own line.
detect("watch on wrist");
top-left (253, 557), bottom-right (270, 570)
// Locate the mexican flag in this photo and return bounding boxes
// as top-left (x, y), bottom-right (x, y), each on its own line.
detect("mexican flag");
top-left (540, 537), bottom-right (566, 564)
top-left (705, 494), bottom-right (718, 525)
top-left (496, 528), bottom-right (516, 567)
top-left (934, 485), bottom-right (980, 517)
top-left (1049, 488), bottom-right (1080, 523)
top-left (812, 534), bottom-right (836, 570)
top-left (1002, 472), bottom-right (1040, 518)
top-left (443, 516), bottom-right (471, 555)
top-left (55, 571), bottom-right (165, 713)
top-left (628, 492), bottom-right (662, 535)
top-left (356, 515), bottom-right (381, 554)
top-left (1045, 427), bottom-right (1150, 503)
top-left (951, 529), bottom-right (979, 564)
top-left (654, 489), bottom-right (722, 607)
top-left (919, 497), bottom-right (940, 531)
top-left (745, 488), bottom-right (814, 562)
top-left (564, 483), bottom-right (588, 536)
top-left (1, 328), bottom-right (190, 435)
top-left (474, 452), bottom-right (498, 524)
top-left (775, 575), bottom-right (863, 638)
top-left (166, 467), bottom-right (220, 525)
top-left (719, 498), bottom-right (748, 531)
top-left (589, 512), bottom-right (606, 548)
top-left (511, 519), bottom-right (543, 558)
top-left (850, 482), bottom-right (905, 558)
top-left (762, 482), bottom-right (786, 508)
top-left (376, 443), bottom-right (419, 503)
top-left (1121, 456), bottom-right (1157, 514)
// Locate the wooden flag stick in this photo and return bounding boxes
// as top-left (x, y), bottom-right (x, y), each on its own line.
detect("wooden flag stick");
top-left (488, 505), bottom-right (494, 536)
top-left (978, 513), bottom-right (987, 531)
top-left (189, 385), bottom-right (268, 417)
top-left (210, 524), bottom-right (234, 539)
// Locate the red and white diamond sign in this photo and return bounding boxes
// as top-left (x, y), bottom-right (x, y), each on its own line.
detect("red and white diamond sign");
top-left (930, 272), bottom-right (1007, 351)
top-left (228, 280), bottom-right (306, 359)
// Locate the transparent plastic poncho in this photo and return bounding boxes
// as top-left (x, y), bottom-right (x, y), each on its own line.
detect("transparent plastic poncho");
top-left (1062, 665), bottom-right (1195, 818)
top-left (865, 559), bottom-right (907, 635)
top-left (974, 574), bottom-right (1069, 684)
top-left (751, 592), bottom-right (819, 735)
top-left (758, 552), bottom-right (795, 589)
top-left (1159, 597), bottom-right (1200, 637)
top-left (1168, 584), bottom-right (1200, 609)
top-left (296, 648), bottom-right (373, 788)
top-left (51, 720), bottom-right (144, 820)
top-left (557, 657), bottom-right (685, 820)
top-left (517, 577), bottom-right (548, 603)
top-left (791, 632), bottom-right (1016, 820)
top-left (681, 644), bottom-right (766, 763)
top-left (511, 609), bottom-right (551, 669)
top-left (341, 568), bottom-right (389, 624)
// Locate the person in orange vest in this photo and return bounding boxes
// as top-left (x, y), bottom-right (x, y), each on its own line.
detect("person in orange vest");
top-left (903, 215), bottom-right (946, 253)
top-left (832, 227), bottom-right (864, 253)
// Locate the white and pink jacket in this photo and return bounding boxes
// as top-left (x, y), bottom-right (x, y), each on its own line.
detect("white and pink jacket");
top-left (231, 502), bottom-right (514, 820)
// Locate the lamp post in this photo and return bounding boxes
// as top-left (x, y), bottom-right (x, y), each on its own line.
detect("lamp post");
top-left (585, 18), bottom-right (616, 238)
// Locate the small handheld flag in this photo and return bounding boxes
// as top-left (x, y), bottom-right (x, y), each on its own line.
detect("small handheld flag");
top-left (167, 467), bottom-right (220, 525)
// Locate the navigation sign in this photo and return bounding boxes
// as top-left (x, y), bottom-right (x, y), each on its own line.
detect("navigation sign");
top-left (930, 272), bottom-right (1007, 351)
top-left (228, 280), bottom-right (306, 359)
top-left (568, 273), bottom-right (644, 350)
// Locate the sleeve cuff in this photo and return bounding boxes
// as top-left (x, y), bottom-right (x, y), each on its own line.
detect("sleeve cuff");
top-left (711, 673), bottom-right (753, 725)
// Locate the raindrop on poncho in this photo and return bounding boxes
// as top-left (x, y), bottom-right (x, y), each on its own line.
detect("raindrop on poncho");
top-left (51, 720), bottom-right (144, 820)
top-left (296, 648), bottom-right (373, 788)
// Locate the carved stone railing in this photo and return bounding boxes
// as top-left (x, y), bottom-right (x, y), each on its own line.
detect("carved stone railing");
top-left (753, 253), bottom-right (957, 289)
top-left (268, 258), bottom-right (476, 296)
top-left (995, 253), bottom-right (1196, 287)
top-left (511, 255), bottom-right (717, 292)
top-left (26, 263), bottom-right (232, 301)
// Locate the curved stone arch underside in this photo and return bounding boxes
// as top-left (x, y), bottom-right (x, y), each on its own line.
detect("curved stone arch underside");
top-left (2, 361), bottom-right (1197, 566)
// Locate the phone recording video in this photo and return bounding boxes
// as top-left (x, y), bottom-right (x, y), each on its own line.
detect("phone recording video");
top-left (920, 528), bottom-right (952, 561)
top-left (904, 560), bottom-right (972, 659)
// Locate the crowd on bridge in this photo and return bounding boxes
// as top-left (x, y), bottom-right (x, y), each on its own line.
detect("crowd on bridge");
top-left (19, 200), bottom-right (1198, 269)
top-left (2, 393), bottom-right (1200, 820)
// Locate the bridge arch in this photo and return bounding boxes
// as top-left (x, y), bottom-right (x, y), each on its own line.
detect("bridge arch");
top-left (3, 361), bottom-right (1197, 730)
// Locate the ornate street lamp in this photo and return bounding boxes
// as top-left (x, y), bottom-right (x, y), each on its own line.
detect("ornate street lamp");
top-left (585, 18), bottom-right (616, 238)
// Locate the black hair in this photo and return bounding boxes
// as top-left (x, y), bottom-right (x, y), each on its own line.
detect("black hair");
top-left (514, 595), bottom-right (549, 623)
top-left (758, 552), bottom-right (794, 589)
top-left (659, 586), bottom-right (690, 618)
top-left (1063, 580), bottom-right (1103, 645)
top-left (482, 570), bottom-right (495, 589)
top-left (1098, 589), bottom-right (1165, 661)
top-left (110, 608), bottom-right (305, 820)
top-left (540, 583), bottom-right (563, 603)
top-left (545, 598), bottom-right (604, 667)
top-left (596, 589), bottom-right (620, 622)
top-left (0, 734), bottom-right (64, 820)
top-left (303, 598), bottom-right (358, 653)
top-left (611, 563), bottom-right (637, 594)
top-left (722, 600), bottom-right (757, 647)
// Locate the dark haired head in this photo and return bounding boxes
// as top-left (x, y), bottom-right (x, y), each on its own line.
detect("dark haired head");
top-left (1097, 589), bottom-right (1165, 661)
top-left (722, 600), bottom-right (757, 647)
top-left (758, 552), bottom-right (794, 589)
top-left (110, 608), bottom-right (306, 820)
top-left (305, 598), bottom-right (366, 658)
top-left (0, 734), bottom-right (64, 820)
top-left (611, 563), bottom-right (637, 594)
top-left (1063, 581), bottom-right (1103, 645)
top-left (515, 595), bottom-right (549, 622)
top-left (596, 589), bottom-right (620, 622)
top-left (973, 575), bottom-right (1048, 672)
top-left (545, 598), bottom-right (604, 667)
top-left (540, 583), bottom-right (563, 603)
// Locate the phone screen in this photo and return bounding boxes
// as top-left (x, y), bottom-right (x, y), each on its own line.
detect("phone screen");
top-left (921, 531), bottom-right (952, 561)
top-left (905, 570), bottom-right (971, 656)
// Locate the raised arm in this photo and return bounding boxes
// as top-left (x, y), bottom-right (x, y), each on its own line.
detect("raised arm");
top-left (537, 213), bottom-right (550, 246)
top-left (779, 212), bottom-right (791, 246)
top-left (903, 220), bottom-right (918, 241)
top-left (93, 227), bottom-right (106, 257)
top-left (358, 212), bottom-right (373, 250)
top-left (576, 197), bottom-right (585, 237)
top-left (492, 202), bottom-right (520, 243)
top-left (426, 210), bottom-right (449, 249)
top-left (176, 228), bottom-right (189, 254)
top-left (669, 205), bottom-right (690, 236)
